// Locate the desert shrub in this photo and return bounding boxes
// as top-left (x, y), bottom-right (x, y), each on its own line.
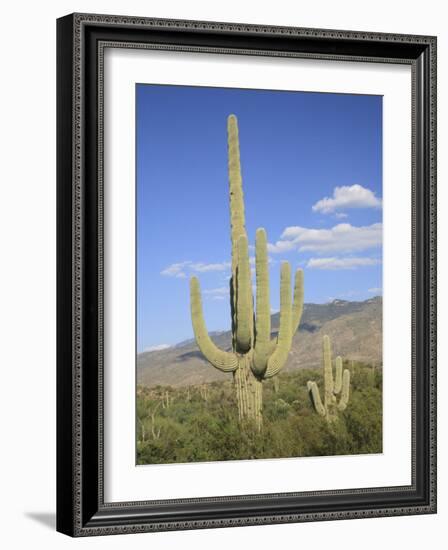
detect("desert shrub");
top-left (136, 364), bottom-right (383, 464)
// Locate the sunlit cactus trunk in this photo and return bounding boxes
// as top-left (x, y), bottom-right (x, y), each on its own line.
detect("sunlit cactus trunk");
top-left (189, 115), bottom-right (304, 430)
top-left (233, 354), bottom-right (263, 429)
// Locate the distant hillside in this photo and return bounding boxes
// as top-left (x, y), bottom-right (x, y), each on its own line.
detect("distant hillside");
top-left (137, 296), bottom-right (382, 388)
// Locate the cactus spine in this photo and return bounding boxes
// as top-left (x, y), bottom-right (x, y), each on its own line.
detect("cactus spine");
top-left (190, 115), bottom-right (304, 430)
top-left (307, 335), bottom-right (351, 420)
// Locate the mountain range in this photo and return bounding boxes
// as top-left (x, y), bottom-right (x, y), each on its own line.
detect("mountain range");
top-left (137, 296), bottom-right (382, 387)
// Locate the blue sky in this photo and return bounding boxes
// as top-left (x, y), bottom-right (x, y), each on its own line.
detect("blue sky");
top-left (136, 84), bottom-right (382, 352)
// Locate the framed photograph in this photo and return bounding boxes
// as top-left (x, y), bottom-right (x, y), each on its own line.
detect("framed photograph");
top-left (56, 13), bottom-right (437, 536)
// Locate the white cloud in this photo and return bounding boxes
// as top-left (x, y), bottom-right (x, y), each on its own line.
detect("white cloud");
top-left (203, 287), bottom-right (229, 300)
top-left (267, 239), bottom-right (296, 254)
top-left (312, 184), bottom-right (382, 214)
top-left (162, 253), bottom-right (276, 281)
top-left (268, 223), bottom-right (382, 254)
top-left (306, 257), bottom-right (381, 270)
top-left (162, 255), bottom-right (274, 281)
top-left (160, 261), bottom-right (190, 278)
top-left (190, 262), bottom-right (230, 273)
top-left (368, 287), bottom-right (383, 294)
top-left (161, 260), bottom-right (231, 278)
top-left (203, 286), bottom-right (228, 296)
top-left (144, 344), bottom-right (171, 352)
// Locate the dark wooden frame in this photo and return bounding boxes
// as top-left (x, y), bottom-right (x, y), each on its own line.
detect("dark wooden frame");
top-left (57, 13), bottom-right (437, 537)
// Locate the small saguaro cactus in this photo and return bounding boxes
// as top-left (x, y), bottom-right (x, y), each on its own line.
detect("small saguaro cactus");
top-left (161, 390), bottom-right (172, 409)
top-left (138, 401), bottom-right (162, 442)
top-left (190, 114), bottom-right (304, 430)
top-left (273, 377), bottom-right (280, 394)
top-left (199, 384), bottom-right (209, 402)
top-left (307, 335), bottom-right (351, 420)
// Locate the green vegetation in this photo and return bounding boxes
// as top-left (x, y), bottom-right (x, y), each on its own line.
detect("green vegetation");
top-left (136, 362), bottom-right (382, 465)
top-left (190, 114), bottom-right (304, 429)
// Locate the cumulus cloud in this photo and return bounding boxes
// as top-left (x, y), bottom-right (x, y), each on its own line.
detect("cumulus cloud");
top-left (266, 240), bottom-right (296, 254)
top-left (312, 184), bottom-right (382, 214)
top-left (306, 257), bottom-right (381, 270)
top-left (161, 249), bottom-right (276, 282)
top-left (190, 262), bottom-right (231, 273)
top-left (144, 344), bottom-right (171, 352)
top-left (268, 223), bottom-right (382, 254)
top-left (203, 287), bottom-right (228, 296)
top-left (368, 287), bottom-right (383, 294)
top-left (160, 262), bottom-right (190, 278)
top-left (202, 286), bottom-right (229, 300)
top-left (162, 255), bottom-right (275, 281)
top-left (161, 261), bottom-right (231, 278)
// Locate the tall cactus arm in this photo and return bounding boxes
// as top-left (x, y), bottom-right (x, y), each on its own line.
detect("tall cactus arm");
top-left (253, 228), bottom-right (271, 376)
top-left (267, 269), bottom-right (304, 350)
top-left (334, 356), bottom-right (343, 395)
top-left (307, 381), bottom-right (326, 416)
top-left (337, 369), bottom-right (351, 411)
top-left (235, 235), bottom-right (253, 352)
top-left (227, 114), bottom-right (247, 273)
top-left (264, 262), bottom-right (292, 379)
top-left (190, 277), bottom-right (238, 372)
top-left (291, 269), bottom-right (304, 337)
top-left (227, 114), bottom-right (248, 350)
top-left (323, 334), bottom-right (334, 408)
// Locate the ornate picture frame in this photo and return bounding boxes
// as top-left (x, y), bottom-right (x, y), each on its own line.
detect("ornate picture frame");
top-left (56, 13), bottom-right (437, 536)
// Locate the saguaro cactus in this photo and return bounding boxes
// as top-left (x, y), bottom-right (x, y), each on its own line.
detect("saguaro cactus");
top-left (190, 114), bottom-right (304, 430)
top-left (307, 335), bottom-right (351, 420)
top-left (199, 384), bottom-right (209, 402)
top-left (161, 390), bottom-right (172, 409)
top-left (273, 377), bottom-right (280, 394)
